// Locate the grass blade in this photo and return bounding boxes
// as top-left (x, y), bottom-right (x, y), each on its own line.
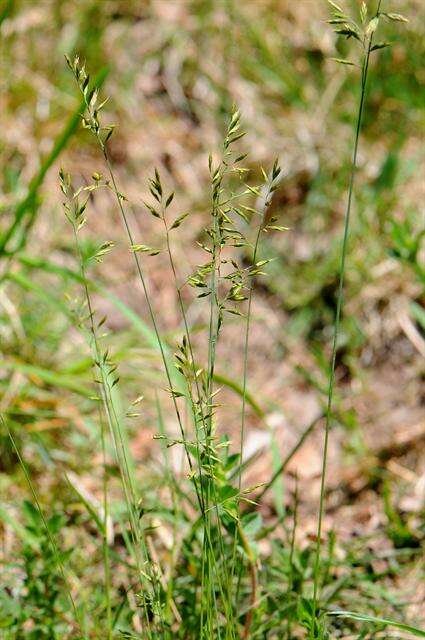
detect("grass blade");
top-left (328, 611), bottom-right (425, 637)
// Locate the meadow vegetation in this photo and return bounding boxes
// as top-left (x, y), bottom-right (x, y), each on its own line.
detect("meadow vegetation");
top-left (0, 1), bottom-right (424, 638)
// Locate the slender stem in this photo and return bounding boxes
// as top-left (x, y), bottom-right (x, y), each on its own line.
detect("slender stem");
top-left (311, 24), bottom-right (377, 631)
top-left (71, 223), bottom-right (155, 638)
top-left (204, 183), bottom-right (219, 634)
top-left (71, 225), bottom-right (115, 636)
top-left (207, 212), bottom-right (220, 413)
top-left (100, 148), bottom-right (205, 512)
top-left (100, 407), bottom-right (113, 640)
top-left (229, 175), bottom-right (274, 603)
top-left (163, 218), bottom-right (230, 630)
top-left (163, 221), bottom-right (231, 559)
top-left (202, 153), bottom-right (241, 638)
top-left (287, 475), bottom-right (299, 639)
top-left (163, 217), bottom-right (206, 513)
top-left (237, 172), bottom-right (276, 493)
top-left (238, 227), bottom-right (261, 490)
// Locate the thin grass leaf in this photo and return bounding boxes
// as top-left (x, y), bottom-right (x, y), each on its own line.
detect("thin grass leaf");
top-left (328, 611), bottom-right (425, 637)
top-left (212, 372), bottom-right (265, 418)
top-left (65, 473), bottom-right (106, 536)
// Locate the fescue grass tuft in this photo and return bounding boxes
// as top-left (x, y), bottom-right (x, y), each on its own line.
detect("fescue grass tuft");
top-left (1, 2), bottom-right (422, 639)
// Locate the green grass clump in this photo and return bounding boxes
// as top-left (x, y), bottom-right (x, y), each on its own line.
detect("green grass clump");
top-left (1, 2), bottom-right (423, 639)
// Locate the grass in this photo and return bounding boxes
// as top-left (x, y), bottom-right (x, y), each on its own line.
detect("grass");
top-left (1, 1), bottom-right (424, 638)
top-left (312, 1), bottom-right (383, 629)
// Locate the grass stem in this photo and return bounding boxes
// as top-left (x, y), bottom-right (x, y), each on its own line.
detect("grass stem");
top-left (311, 9), bottom-right (381, 632)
